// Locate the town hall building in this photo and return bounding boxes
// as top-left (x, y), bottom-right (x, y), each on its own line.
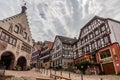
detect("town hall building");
top-left (0, 4), bottom-right (33, 70)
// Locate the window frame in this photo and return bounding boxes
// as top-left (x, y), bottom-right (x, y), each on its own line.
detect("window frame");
top-left (96, 39), bottom-right (102, 48)
top-left (0, 32), bottom-right (17, 46)
top-left (100, 49), bottom-right (111, 59)
top-left (23, 32), bottom-right (27, 39)
top-left (14, 25), bottom-right (19, 33)
top-left (100, 24), bottom-right (106, 32)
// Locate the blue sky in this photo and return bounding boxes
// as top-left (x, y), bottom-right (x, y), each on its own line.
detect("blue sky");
top-left (0, 0), bottom-right (120, 42)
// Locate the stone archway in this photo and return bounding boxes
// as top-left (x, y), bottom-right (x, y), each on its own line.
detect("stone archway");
top-left (1, 51), bottom-right (15, 70)
top-left (17, 56), bottom-right (27, 70)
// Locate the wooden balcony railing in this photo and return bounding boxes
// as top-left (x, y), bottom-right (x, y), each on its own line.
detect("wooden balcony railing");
top-left (50, 74), bottom-right (71, 80)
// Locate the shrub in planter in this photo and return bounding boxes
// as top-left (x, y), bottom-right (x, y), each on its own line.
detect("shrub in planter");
top-left (98, 71), bottom-right (105, 75)
top-left (15, 65), bottom-right (21, 71)
top-left (75, 61), bottom-right (90, 74)
top-left (117, 72), bottom-right (120, 75)
top-left (27, 66), bottom-right (31, 71)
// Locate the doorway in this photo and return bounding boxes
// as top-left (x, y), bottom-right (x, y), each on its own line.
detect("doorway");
top-left (1, 52), bottom-right (15, 70)
top-left (17, 56), bottom-right (27, 70)
top-left (102, 62), bottom-right (115, 74)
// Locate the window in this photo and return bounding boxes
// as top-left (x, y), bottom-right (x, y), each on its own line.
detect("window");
top-left (81, 39), bottom-right (84, 44)
top-left (1, 32), bottom-right (5, 40)
top-left (101, 25), bottom-right (106, 32)
top-left (56, 45), bottom-right (60, 50)
top-left (12, 39), bottom-right (17, 45)
top-left (96, 39), bottom-right (102, 48)
top-left (21, 43), bottom-right (31, 53)
top-left (9, 37), bottom-right (13, 44)
top-left (23, 32), bottom-right (27, 39)
top-left (85, 36), bottom-right (88, 42)
top-left (14, 25), bottom-right (19, 33)
top-left (0, 32), bottom-right (17, 46)
top-left (91, 42), bottom-right (95, 50)
top-left (100, 49), bottom-right (111, 59)
top-left (43, 57), bottom-right (50, 63)
top-left (64, 62), bottom-right (66, 66)
top-left (86, 45), bottom-right (90, 52)
top-left (95, 29), bottom-right (99, 36)
top-left (5, 35), bottom-right (9, 42)
top-left (89, 33), bottom-right (93, 39)
top-left (64, 50), bottom-right (69, 55)
top-left (82, 47), bottom-right (85, 54)
top-left (103, 36), bottom-right (109, 44)
top-left (88, 25), bottom-right (92, 30)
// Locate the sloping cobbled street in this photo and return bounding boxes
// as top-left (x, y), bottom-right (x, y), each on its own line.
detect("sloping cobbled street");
top-left (5, 68), bottom-right (50, 80)
top-left (5, 68), bottom-right (120, 80)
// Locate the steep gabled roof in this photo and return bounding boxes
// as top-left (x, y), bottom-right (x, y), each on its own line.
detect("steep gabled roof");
top-left (78, 16), bottom-right (106, 40)
top-left (35, 44), bottom-right (42, 51)
top-left (57, 35), bottom-right (77, 45)
top-left (0, 5), bottom-right (33, 47)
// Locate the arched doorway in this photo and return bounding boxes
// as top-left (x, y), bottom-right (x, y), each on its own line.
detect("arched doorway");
top-left (17, 56), bottom-right (27, 70)
top-left (1, 51), bottom-right (15, 70)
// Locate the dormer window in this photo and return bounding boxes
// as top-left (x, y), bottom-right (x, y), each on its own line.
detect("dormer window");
top-left (14, 25), bottom-right (19, 33)
top-left (23, 32), bottom-right (27, 39)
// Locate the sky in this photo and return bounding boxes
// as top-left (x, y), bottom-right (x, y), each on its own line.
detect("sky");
top-left (0, 0), bottom-right (120, 42)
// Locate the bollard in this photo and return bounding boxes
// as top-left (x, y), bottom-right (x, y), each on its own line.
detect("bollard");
top-left (50, 69), bottom-right (51, 74)
top-left (81, 74), bottom-right (83, 80)
top-left (60, 71), bottom-right (62, 76)
top-left (69, 72), bottom-right (70, 78)
top-left (55, 70), bottom-right (56, 74)
top-left (46, 69), bottom-right (48, 75)
top-left (100, 78), bottom-right (103, 80)
top-left (44, 69), bottom-right (45, 74)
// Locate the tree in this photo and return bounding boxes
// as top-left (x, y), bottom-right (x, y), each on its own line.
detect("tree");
top-left (36, 41), bottom-right (43, 46)
top-left (75, 61), bottom-right (90, 74)
top-left (32, 39), bottom-right (35, 44)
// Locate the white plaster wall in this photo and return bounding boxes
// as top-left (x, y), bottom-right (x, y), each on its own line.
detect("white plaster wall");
top-left (108, 20), bottom-right (120, 44)
top-left (52, 37), bottom-right (62, 61)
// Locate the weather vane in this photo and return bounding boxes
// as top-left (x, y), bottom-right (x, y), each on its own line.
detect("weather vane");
top-left (22, 0), bottom-right (26, 6)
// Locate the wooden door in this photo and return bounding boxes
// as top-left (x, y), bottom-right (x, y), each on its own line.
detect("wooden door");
top-left (102, 62), bottom-right (115, 74)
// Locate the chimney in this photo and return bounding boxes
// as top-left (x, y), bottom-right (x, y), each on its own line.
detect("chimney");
top-left (74, 37), bottom-right (77, 40)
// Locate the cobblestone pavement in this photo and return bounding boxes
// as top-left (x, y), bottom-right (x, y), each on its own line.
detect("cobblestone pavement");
top-left (4, 68), bottom-right (120, 80)
top-left (5, 68), bottom-right (50, 80)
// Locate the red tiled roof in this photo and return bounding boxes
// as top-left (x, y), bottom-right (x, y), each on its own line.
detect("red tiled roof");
top-left (44, 41), bottom-right (53, 49)
top-left (35, 44), bottom-right (42, 50)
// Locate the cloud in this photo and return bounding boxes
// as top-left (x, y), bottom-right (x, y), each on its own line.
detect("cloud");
top-left (0, 0), bottom-right (120, 42)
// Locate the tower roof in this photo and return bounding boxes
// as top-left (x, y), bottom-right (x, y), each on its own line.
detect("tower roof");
top-left (21, 0), bottom-right (27, 13)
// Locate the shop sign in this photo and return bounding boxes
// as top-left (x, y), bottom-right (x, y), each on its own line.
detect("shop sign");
top-left (100, 57), bottom-right (112, 63)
